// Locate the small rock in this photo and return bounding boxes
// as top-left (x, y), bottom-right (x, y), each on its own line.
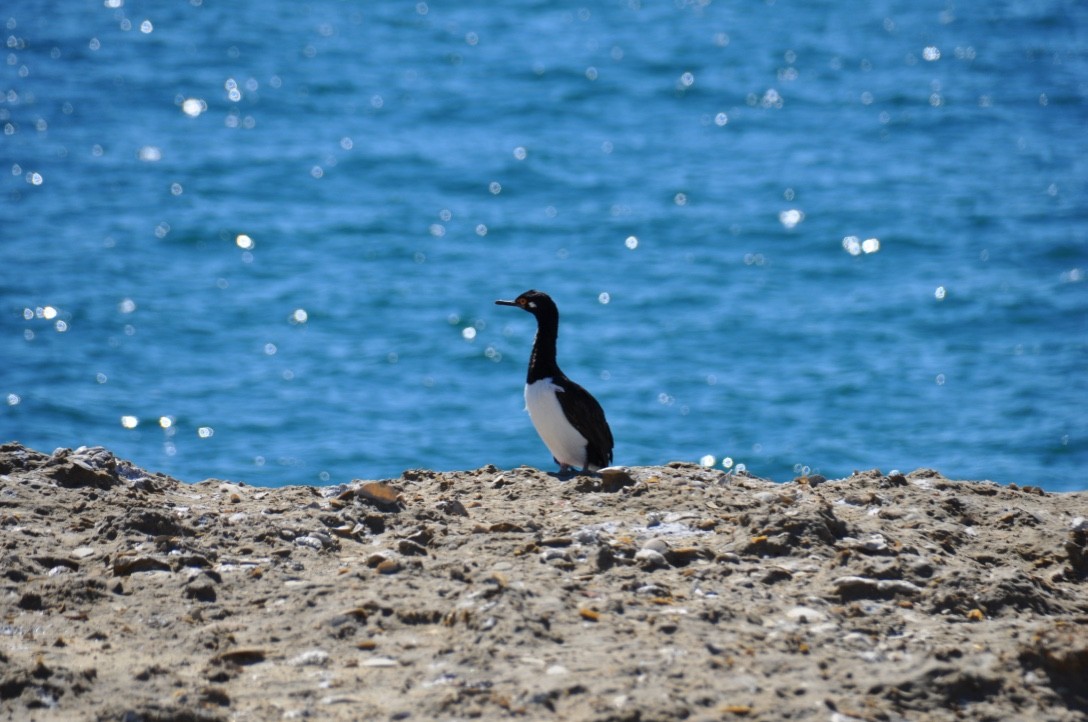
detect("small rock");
top-left (212, 649), bottom-right (266, 666)
top-left (488, 522), bottom-right (525, 533)
top-left (634, 548), bottom-right (668, 570)
top-left (397, 539), bottom-right (427, 556)
top-left (574, 528), bottom-right (600, 544)
top-left (784, 606), bottom-right (826, 624)
top-left (664, 547), bottom-right (705, 566)
top-left (883, 472), bottom-right (907, 487)
top-left (579, 607), bottom-right (601, 622)
top-left (642, 538), bottom-right (670, 555)
top-left (636, 583), bottom-right (670, 597)
top-left (861, 534), bottom-right (888, 552)
top-left (833, 576), bottom-right (921, 600)
top-left (361, 656), bottom-right (398, 668)
top-left (761, 567), bottom-right (793, 584)
top-left (597, 466), bottom-right (637, 490)
top-left (294, 535), bottom-right (327, 551)
top-left (357, 481), bottom-right (403, 509)
top-left (71, 546), bottom-right (96, 560)
top-left (330, 524), bottom-right (356, 538)
top-left (289, 649), bottom-right (330, 667)
top-left (540, 537), bottom-right (573, 547)
top-left (376, 558), bottom-right (402, 575)
top-left (112, 556), bottom-right (172, 576)
top-left (436, 498), bottom-right (469, 517)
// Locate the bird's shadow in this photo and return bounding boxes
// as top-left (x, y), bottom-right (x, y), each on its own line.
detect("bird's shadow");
top-left (548, 469), bottom-right (600, 481)
top-left (549, 468), bottom-right (636, 493)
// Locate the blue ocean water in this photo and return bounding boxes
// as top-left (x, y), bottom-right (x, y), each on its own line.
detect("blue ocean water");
top-left (2, 1), bottom-right (1086, 490)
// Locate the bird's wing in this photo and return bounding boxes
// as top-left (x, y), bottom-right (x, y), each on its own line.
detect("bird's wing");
top-left (554, 375), bottom-right (614, 468)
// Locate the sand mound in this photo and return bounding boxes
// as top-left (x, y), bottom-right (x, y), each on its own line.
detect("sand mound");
top-left (2, 443), bottom-right (1085, 721)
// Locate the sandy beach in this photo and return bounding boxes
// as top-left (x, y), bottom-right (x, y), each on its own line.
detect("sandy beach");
top-left (1, 442), bottom-right (1086, 721)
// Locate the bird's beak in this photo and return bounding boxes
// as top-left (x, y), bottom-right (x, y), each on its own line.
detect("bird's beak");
top-left (495, 299), bottom-right (518, 306)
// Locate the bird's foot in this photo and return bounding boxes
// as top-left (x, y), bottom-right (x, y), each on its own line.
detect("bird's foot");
top-left (552, 463), bottom-right (581, 480)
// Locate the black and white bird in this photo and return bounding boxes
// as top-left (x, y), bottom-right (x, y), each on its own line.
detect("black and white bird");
top-left (495, 290), bottom-right (614, 473)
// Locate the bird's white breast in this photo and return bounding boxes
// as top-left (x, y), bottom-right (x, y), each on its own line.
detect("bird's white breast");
top-left (524, 378), bottom-right (588, 469)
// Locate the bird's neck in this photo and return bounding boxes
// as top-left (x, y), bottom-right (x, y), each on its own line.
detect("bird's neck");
top-left (527, 315), bottom-right (561, 383)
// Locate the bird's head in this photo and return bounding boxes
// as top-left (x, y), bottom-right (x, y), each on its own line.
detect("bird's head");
top-left (495, 289), bottom-right (558, 318)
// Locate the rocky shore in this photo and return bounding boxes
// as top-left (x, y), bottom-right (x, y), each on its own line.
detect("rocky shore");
top-left (1, 442), bottom-right (1086, 721)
